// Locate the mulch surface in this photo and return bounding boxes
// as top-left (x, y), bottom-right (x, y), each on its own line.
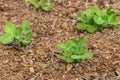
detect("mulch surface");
top-left (0, 0), bottom-right (120, 80)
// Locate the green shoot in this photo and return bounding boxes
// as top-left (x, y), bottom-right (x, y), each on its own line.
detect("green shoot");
top-left (76, 6), bottom-right (118, 33)
top-left (0, 20), bottom-right (32, 46)
top-left (57, 37), bottom-right (93, 63)
top-left (28, 0), bottom-right (54, 11)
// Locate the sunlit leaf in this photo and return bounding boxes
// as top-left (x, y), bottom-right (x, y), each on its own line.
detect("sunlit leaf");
top-left (0, 33), bottom-right (14, 44)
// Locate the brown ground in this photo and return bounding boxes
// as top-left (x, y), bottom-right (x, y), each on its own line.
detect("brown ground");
top-left (0, 0), bottom-right (120, 80)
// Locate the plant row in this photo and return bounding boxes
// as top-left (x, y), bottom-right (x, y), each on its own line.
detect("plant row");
top-left (0, 0), bottom-right (118, 63)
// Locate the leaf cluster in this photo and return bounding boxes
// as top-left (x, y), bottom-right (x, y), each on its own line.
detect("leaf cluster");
top-left (28, 0), bottom-right (54, 11)
top-left (76, 6), bottom-right (118, 33)
top-left (57, 37), bottom-right (93, 63)
top-left (0, 20), bottom-right (32, 46)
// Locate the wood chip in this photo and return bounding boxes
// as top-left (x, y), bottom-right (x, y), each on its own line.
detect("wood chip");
top-left (66, 64), bottom-right (73, 71)
top-left (2, 59), bottom-right (9, 64)
top-left (29, 67), bottom-right (35, 73)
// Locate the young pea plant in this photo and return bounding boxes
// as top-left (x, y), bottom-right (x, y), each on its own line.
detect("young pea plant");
top-left (28, 0), bottom-right (54, 11)
top-left (76, 6), bottom-right (118, 33)
top-left (57, 37), bottom-right (93, 63)
top-left (0, 20), bottom-right (32, 46)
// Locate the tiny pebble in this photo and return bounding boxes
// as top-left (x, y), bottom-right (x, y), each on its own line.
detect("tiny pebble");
top-left (116, 68), bottom-right (120, 76)
top-left (0, 66), bottom-right (1, 70)
top-left (2, 59), bottom-right (9, 64)
top-left (29, 67), bottom-right (35, 73)
top-left (40, 64), bottom-right (48, 69)
top-left (66, 64), bottom-right (73, 71)
top-left (30, 77), bottom-right (35, 80)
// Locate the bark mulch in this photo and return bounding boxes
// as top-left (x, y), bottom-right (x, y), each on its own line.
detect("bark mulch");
top-left (0, 0), bottom-right (120, 80)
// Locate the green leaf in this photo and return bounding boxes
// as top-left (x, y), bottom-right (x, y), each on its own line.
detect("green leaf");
top-left (94, 15), bottom-right (105, 25)
top-left (86, 25), bottom-right (98, 33)
top-left (14, 20), bottom-right (32, 45)
top-left (58, 55), bottom-right (74, 63)
top-left (57, 43), bottom-right (74, 54)
top-left (15, 39), bottom-right (21, 44)
top-left (57, 55), bottom-right (66, 60)
top-left (107, 7), bottom-right (115, 15)
top-left (107, 14), bottom-right (118, 25)
top-left (23, 27), bottom-right (31, 34)
top-left (21, 20), bottom-right (29, 29)
top-left (15, 27), bottom-right (23, 40)
top-left (81, 53), bottom-right (93, 59)
top-left (28, 0), bottom-right (39, 8)
top-left (4, 22), bottom-right (16, 34)
top-left (67, 39), bottom-right (77, 47)
top-left (76, 23), bottom-right (87, 30)
top-left (78, 37), bottom-right (86, 54)
top-left (41, 3), bottom-right (54, 11)
top-left (20, 20), bottom-right (31, 34)
top-left (77, 23), bottom-right (98, 33)
top-left (71, 53), bottom-right (93, 59)
top-left (65, 58), bottom-right (74, 63)
top-left (22, 32), bottom-right (32, 44)
top-left (92, 6), bottom-right (102, 16)
top-left (0, 33), bottom-right (14, 44)
top-left (77, 13), bottom-right (89, 23)
top-left (64, 40), bottom-right (77, 56)
top-left (0, 22), bottom-right (16, 44)
top-left (65, 44), bottom-right (74, 53)
top-left (39, 0), bottom-right (47, 6)
top-left (57, 43), bottom-right (67, 51)
top-left (84, 9), bottom-right (93, 19)
top-left (58, 43), bottom-right (73, 57)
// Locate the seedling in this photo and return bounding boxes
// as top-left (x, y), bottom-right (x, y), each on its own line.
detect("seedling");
top-left (0, 20), bottom-right (32, 46)
top-left (76, 6), bottom-right (118, 33)
top-left (57, 37), bottom-right (93, 63)
top-left (28, 0), bottom-right (54, 11)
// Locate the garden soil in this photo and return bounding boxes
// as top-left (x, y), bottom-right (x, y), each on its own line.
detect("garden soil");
top-left (0, 0), bottom-right (120, 80)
